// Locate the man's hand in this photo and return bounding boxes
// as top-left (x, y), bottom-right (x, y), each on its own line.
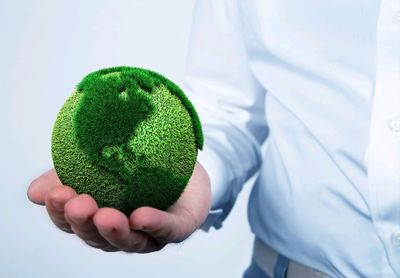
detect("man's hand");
top-left (27, 162), bottom-right (211, 253)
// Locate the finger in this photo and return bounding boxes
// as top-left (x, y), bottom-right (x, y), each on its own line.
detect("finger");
top-left (28, 169), bottom-right (63, 205)
top-left (64, 194), bottom-right (110, 248)
top-left (129, 206), bottom-right (190, 243)
top-left (45, 185), bottom-right (77, 233)
top-left (94, 208), bottom-right (163, 253)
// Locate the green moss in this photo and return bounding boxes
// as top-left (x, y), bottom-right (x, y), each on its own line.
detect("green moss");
top-left (51, 66), bottom-right (203, 214)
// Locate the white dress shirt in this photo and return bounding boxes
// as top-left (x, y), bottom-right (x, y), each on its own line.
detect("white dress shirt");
top-left (184, 0), bottom-right (400, 276)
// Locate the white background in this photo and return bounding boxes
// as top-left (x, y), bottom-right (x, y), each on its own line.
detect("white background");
top-left (0, 1), bottom-right (255, 277)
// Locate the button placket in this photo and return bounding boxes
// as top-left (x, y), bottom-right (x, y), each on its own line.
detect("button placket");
top-left (392, 231), bottom-right (400, 247)
top-left (388, 116), bottom-right (400, 134)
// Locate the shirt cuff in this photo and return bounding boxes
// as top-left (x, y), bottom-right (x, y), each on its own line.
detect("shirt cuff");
top-left (199, 208), bottom-right (224, 231)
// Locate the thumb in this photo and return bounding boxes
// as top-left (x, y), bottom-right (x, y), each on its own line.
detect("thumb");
top-left (129, 206), bottom-right (195, 243)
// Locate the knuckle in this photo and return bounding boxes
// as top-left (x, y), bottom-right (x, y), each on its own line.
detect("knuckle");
top-left (51, 214), bottom-right (68, 226)
top-left (112, 236), bottom-right (143, 253)
top-left (70, 224), bottom-right (96, 238)
top-left (59, 225), bottom-right (74, 234)
top-left (135, 238), bottom-right (166, 254)
top-left (123, 242), bottom-right (143, 253)
top-left (76, 230), bottom-right (103, 243)
top-left (69, 221), bottom-right (93, 233)
top-left (48, 215), bottom-right (72, 233)
top-left (85, 239), bottom-right (109, 249)
top-left (100, 246), bottom-right (119, 252)
top-left (63, 197), bottom-right (77, 211)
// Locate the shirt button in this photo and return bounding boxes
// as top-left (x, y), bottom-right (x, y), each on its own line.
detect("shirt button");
top-left (392, 231), bottom-right (400, 247)
top-left (388, 116), bottom-right (400, 134)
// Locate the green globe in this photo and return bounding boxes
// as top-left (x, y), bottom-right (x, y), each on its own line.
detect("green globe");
top-left (51, 66), bottom-right (203, 215)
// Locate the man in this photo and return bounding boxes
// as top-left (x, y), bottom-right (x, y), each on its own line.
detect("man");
top-left (28, 0), bottom-right (400, 277)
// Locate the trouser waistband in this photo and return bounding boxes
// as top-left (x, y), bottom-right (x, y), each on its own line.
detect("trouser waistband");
top-left (253, 238), bottom-right (330, 278)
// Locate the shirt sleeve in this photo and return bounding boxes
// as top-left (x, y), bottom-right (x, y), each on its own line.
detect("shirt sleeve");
top-left (183, 0), bottom-right (269, 231)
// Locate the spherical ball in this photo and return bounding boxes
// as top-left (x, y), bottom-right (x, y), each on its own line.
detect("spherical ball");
top-left (51, 66), bottom-right (203, 215)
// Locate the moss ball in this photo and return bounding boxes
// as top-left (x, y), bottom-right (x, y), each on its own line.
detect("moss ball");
top-left (51, 66), bottom-right (203, 215)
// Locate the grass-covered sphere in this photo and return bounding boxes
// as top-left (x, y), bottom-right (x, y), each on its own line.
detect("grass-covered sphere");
top-left (51, 66), bottom-right (203, 215)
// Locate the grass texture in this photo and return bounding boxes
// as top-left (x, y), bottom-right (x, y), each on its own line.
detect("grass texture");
top-left (51, 66), bottom-right (203, 215)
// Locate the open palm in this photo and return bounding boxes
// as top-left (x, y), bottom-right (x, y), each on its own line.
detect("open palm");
top-left (27, 162), bottom-right (211, 253)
